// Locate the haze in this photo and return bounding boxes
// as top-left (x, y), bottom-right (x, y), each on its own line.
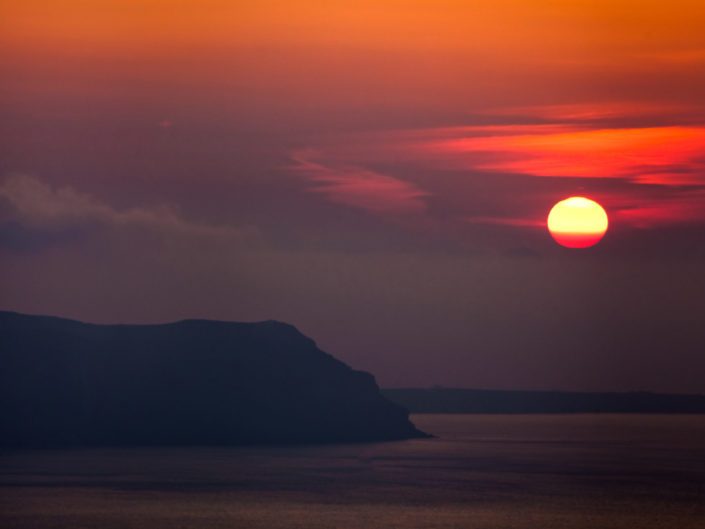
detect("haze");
top-left (2, 0), bottom-right (705, 393)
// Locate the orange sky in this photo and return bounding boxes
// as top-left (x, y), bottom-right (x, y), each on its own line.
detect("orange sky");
top-left (4, 0), bottom-right (705, 109)
top-left (5, 1), bottom-right (705, 52)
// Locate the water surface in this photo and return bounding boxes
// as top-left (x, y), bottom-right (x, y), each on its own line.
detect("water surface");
top-left (1, 414), bottom-right (704, 528)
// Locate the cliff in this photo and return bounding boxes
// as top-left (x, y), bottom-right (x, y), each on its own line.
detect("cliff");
top-left (0, 311), bottom-right (428, 447)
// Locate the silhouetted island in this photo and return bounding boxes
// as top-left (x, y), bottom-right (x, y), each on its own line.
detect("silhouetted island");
top-left (382, 388), bottom-right (705, 414)
top-left (0, 311), bottom-right (428, 447)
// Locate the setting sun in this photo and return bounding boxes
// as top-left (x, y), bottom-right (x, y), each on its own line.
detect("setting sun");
top-left (547, 197), bottom-right (608, 248)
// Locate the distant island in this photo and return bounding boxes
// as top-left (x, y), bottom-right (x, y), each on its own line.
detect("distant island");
top-left (383, 388), bottom-right (705, 414)
top-left (0, 311), bottom-right (428, 447)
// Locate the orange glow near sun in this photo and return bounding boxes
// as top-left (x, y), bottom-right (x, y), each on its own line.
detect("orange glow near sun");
top-left (547, 197), bottom-right (608, 248)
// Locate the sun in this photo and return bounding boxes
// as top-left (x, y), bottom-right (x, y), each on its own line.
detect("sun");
top-left (547, 197), bottom-right (608, 248)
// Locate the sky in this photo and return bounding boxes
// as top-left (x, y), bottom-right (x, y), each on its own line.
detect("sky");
top-left (2, 0), bottom-right (705, 393)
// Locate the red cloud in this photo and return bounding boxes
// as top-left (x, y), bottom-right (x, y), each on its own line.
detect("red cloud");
top-left (429, 126), bottom-right (705, 186)
top-left (289, 102), bottom-right (705, 234)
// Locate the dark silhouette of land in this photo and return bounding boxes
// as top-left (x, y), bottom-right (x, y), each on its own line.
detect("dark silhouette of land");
top-left (383, 388), bottom-right (705, 414)
top-left (0, 311), bottom-right (427, 447)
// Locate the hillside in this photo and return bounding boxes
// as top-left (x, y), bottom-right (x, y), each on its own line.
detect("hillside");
top-left (0, 311), bottom-right (427, 447)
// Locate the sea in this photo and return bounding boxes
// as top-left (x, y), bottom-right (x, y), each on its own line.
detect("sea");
top-left (1, 414), bottom-right (704, 528)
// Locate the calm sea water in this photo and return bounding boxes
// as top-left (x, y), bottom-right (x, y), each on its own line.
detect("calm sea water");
top-left (1, 414), bottom-right (704, 528)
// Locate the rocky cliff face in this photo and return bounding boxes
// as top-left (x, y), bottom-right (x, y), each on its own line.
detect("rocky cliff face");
top-left (0, 311), bottom-right (428, 447)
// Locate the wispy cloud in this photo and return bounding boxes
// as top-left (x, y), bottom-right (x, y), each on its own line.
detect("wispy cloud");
top-left (480, 101), bottom-right (702, 122)
top-left (284, 101), bottom-right (705, 236)
top-left (637, 48), bottom-right (705, 65)
top-left (462, 216), bottom-right (545, 228)
top-left (290, 149), bottom-right (428, 215)
top-left (0, 174), bottom-right (259, 244)
top-left (611, 190), bottom-right (705, 228)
